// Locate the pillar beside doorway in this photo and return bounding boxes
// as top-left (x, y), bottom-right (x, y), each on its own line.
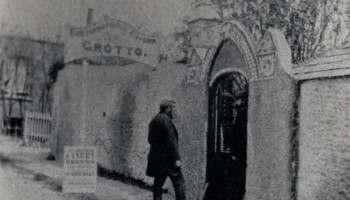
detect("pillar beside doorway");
top-left (187, 17), bottom-right (295, 199)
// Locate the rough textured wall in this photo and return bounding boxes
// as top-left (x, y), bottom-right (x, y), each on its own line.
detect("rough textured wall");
top-left (245, 29), bottom-right (295, 200)
top-left (50, 65), bottom-right (83, 161)
top-left (298, 78), bottom-right (350, 200)
top-left (247, 70), bottom-right (295, 200)
top-left (176, 77), bottom-right (208, 199)
top-left (82, 63), bottom-right (154, 182)
top-left (52, 61), bottom-right (208, 199)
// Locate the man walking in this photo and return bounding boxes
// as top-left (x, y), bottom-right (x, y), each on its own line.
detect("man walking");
top-left (146, 98), bottom-right (186, 200)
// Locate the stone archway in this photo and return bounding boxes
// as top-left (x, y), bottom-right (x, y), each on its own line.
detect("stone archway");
top-left (186, 18), bottom-right (295, 200)
top-left (207, 21), bottom-right (260, 83)
top-left (202, 21), bottom-right (259, 200)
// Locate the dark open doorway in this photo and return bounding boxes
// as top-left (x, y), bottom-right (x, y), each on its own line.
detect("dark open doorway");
top-left (206, 72), bottom-right (248, 200)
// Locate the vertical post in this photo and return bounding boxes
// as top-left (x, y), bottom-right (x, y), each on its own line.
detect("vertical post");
top-left (24, 112), bottom-right (28, 145)
top-left (87, 8), bottom-right (94, 26)
top-left (48, 117), bottom-right (52, 143)
top-left (39, 117), bottom-right (42, 143)
top-left (80, 59), bottom-right (89, 146)
top-left (41, 118), bottom-right (43, 143)
top-left (45, 119), bottom-right (48, 143)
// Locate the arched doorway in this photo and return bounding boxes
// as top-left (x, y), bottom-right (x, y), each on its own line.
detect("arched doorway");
top-left (206, 72), bottom-right (248, 200)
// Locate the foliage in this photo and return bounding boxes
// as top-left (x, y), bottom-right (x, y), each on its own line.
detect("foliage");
top-left (286, 0), bottom-right (319, 63)
top-left (210, 0), bottom-right (347, 64)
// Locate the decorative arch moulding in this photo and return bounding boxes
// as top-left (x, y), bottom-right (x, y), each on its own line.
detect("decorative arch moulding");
top-left (220, 22), bottom-right (259, 81)
top-left (187, 20), bottom-right (269, 84)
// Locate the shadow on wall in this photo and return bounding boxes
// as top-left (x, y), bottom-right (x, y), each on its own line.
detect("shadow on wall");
top-left (84, 64), bottom-right (154, 181)
top-left (105, 70), bottom-right (151, 176)
top-left (117, 90), bottom-right (136, 175)
top-left (103, 91), bottom-right (136, 175)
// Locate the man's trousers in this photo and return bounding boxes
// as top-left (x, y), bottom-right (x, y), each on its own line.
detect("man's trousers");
top-left (153, 169), bottom-right (186, 200)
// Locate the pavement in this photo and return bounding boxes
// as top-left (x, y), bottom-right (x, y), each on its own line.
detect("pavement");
top-left (0, 135), bottom-right (174, 200)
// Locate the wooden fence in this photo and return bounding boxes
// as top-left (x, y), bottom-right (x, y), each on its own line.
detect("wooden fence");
top-left (24, 111), bottom-right (52, 147)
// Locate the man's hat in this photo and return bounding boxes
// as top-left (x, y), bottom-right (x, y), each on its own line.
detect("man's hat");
top-left (159, 97), bottom-right (176, 109)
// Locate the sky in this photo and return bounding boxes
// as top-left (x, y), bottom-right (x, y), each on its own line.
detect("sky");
top-left (0, 0), bottom-right (192, 42)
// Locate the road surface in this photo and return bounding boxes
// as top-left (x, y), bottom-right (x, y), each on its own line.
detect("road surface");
top-left (0, 160), bottom-right (75, 200)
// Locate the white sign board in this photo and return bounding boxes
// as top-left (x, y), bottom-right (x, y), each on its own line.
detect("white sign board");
top-left (63, 146), bottom-right (97, 193)
top-left (65, 19), bottom-right (163, 66)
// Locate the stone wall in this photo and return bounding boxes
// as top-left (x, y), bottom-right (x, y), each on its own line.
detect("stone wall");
top-left (81, 63), bottom-right (155, 183)
top-left (247, 72), bottom-right (296, 200)
top-left (245, 29), bottom-right (296, 200)
top-left (52, 22), bottom-right (299, 200)
top-left (51, 65), bottom-right (84, 161)
top-left (51, 61), bottom-right (209, 199)
top-left (298, 77), bottom-right (350, 200)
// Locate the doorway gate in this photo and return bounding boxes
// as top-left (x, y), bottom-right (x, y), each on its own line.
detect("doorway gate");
top-left (206, 72), bottom-right (248, 200)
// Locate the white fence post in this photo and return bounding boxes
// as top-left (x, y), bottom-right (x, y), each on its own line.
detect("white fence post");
top-left (24, 111), bottom-right (52, 147)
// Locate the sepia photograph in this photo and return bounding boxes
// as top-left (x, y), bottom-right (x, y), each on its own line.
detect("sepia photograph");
top-left (0, 0), bottom-right (349, 199)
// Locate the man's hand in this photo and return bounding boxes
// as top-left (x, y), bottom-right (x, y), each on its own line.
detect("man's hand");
top-left (175, 160), bottom-right (181, 167)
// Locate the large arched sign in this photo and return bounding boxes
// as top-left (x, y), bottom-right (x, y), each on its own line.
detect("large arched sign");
top-left (65, 19), bottom-right (161, 66)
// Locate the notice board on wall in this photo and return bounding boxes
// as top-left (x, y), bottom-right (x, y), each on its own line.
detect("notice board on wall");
top-left (63, 146), bottom-right (97, 193)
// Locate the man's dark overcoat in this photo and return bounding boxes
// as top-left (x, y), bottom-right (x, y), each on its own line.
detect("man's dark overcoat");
top-left (146, 111), bottom-right (180, 177)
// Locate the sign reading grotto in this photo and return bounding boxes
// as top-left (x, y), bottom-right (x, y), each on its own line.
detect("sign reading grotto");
top-left (65, 19), bottom-right (161, 66)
